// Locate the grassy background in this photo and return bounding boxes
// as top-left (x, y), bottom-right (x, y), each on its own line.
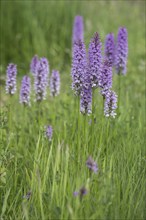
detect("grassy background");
top-left (0, 0), bottom-right (146, 219)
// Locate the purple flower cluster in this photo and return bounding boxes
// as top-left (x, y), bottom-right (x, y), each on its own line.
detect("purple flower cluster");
top-left (71, 17), bottom-right (125, 118)
top-left (99, 60), bottom-right (112, 96)
top-left (6, 63), bottom-right (17, 95)
top-left (20, 76), bottom-right (31, 106)
top-left (45, 125), bottom-right (53, 141)
top-left (115, 27), bottom-right (128, 74)
top-left (86, 156), bottom-right (98, 173)
top-left (34, 57), bottom-right (49, 101)
top-left (30, 55), bottom-right (39, 75)
top-left (50, 70), bottom-right (60, 97)
top-left (72, 15), bottom-right (84, 43)
top-left (88, 32), bottom-right (102, 88)
top-left (104, 33), bottom-right (115, 66)
top-left (104, 90), bottom-right (118, 118)
top-left (5, 15), bottom-right (128, 124)
top-left (71, 40), bottom-right (87, 96)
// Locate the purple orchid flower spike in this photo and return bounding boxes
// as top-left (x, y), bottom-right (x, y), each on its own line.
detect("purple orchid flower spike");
top-left (80, 66), bottom-right (92, 115)
top-left (104, 33), bottom-right (115, 66)
top-left (99, 60), bottom-right (112, 97)
top-left (71, 40), bottom-right (87, 96)
top-left (104, 90), bottom-right (118, 118)
top-left (115, 27), bottom-right (128, 74)
top-left (34, 57), bottom-right (49, 101)
top-left (86, 156), bottom-right (98, 173)
top-left (45, 125), bottom-right (53, 141)
top-left (30, 55), bottom-right (39, 75)
top-left (50, 70), bottom-right (60, 97)
top-left (72, 15), bottom-right (84, 43)
top-left (88, 32), bottom-right (102, 88)
top-left (20, 75), bottom-right (31, 106)
top-left (6, 63), bottom-right (17, 95)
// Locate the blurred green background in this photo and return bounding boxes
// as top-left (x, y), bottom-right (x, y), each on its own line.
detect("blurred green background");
top-left (1, 0), bottom-right (145, 77)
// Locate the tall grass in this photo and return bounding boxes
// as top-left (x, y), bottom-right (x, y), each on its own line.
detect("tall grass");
top-left (0, 1), bottom-right (145, 219)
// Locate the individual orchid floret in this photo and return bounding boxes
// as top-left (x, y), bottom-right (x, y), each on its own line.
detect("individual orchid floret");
top-left (6, 63), bottom-right (17, 95)
top-left (104, 90), bottom-right (118, 118)
top-left (20, 76), bottom-right (31, 106)
top-left (30, 55), bottom-right (39, 75)
top-left (99, 60), bottom-right (112, 96)
top-left (88, 32), bottom-right (102, 88)
top-left (71, 40), bottom-right (87, 96)
top-left (115, 27), bottom-right (128, 74)
top-left (72, 15), bottom-right (84, 43)
top-left (86, 156), bottom-right (98, 173)
top-left (50, 70), bottom-right (60, 97)
top-left (104, 33), bottom-right (115, 66)
top-left (45, 125), bottom-right (53, 141)
top-left (34, 57), bottom-right (49, 101)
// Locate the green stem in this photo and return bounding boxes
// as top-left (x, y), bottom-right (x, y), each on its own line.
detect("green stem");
top-left (118, 74), bottom-right (121, 115)
top-left (38, 101), bottom-right (41, 127)
top-left (106, 118), bottom-right (110, 139)
top-left (91, 88), bottom-right (95, 152)
top-left (53, 96), bottom-right (56, 125)
top-left (71, 96), bottom-right (77, 140)
top-left (77, 96), bottom-right (80, 159)
top-left (23, 105), bottom-right (27, 137)
top-left (104, 118), bottom-right (110, 156)
top-left (99, 98), bottom-right (105, 148)
top-left (8, 96), bottom-right (13, 134)
top-left (83, 115), bottom-right (87, 148)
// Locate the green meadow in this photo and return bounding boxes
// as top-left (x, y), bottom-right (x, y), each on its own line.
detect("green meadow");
top-left (0, 1), bottom-right (145, 219)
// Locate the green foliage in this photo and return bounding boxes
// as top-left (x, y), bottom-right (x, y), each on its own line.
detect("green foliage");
top-left (0, 1), bottom-right (145, 219)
